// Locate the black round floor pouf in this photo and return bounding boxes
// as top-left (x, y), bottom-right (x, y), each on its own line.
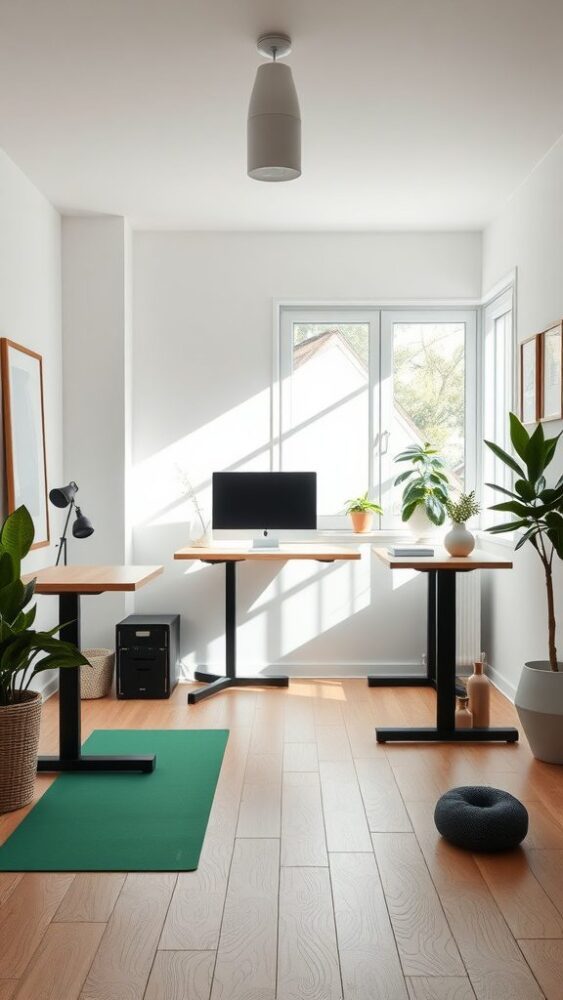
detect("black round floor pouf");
top-left (434, 786), bottom-right (528, 852)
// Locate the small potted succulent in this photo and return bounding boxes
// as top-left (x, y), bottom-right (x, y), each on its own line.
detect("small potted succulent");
top-left (444, 491), bottom-right (480, 556)
top-left (394, 443), bottom-right (450, 539)
top-left (485, 413), bottom-right (562, 763)
top-left (0, 505), bottom-right (88, 812)
top-left (344, 492), bottom-right (383, 533)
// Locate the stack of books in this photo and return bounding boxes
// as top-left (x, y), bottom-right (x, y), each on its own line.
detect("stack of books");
top-left (387, 544), bottom-right (435, 557)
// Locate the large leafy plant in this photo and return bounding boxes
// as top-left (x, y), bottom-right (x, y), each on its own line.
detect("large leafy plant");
top-left (485, 413), bottom-right (563, 671)
top-left (0, 506), bottom-right (88, 706)
top-left (394, 443), bottom-right (451, 526)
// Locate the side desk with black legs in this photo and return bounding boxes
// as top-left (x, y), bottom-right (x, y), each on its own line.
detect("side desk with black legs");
top-left (174, 544), bottom-right (361, 704)
top-left (371, 548), bottom-right (518, 744)
top-left (23, 564), bottom-right (163, 772)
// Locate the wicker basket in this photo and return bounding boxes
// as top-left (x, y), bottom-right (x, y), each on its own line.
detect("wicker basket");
top-left (81, 648), bottom-right (115, 699)
top-left (0, 690), bottom-right (42, 813)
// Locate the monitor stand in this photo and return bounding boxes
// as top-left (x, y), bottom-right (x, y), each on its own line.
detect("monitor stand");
top-left (252, 532), bottom-right (279, 550)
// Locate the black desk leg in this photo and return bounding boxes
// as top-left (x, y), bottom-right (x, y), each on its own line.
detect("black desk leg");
top-left (368, 570), bottom-right (437, 689)
top-left (37, 592), bottom-right (155, 773)
top-left (58, 593), bottom-right (81, 758)
top-left (436, 570), bottom-right (456, 732)
top-left (427, 569), bottom-right (437, 684)
top-left (376, 568), bottom-right (518, 743)
top-left (189, 561), bottom-right (289, 704)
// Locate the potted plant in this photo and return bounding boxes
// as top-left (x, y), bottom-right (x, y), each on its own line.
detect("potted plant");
top-left (0, 505), bottom-right (88, 812)
top-left (394, 443), bottom-right (450, 539)
top-left (444, 491), bottom-right (480, 556)
top-left (344, 492), bottom-right (383, 533)
top-left (485, 413), bottom-right (563, 763)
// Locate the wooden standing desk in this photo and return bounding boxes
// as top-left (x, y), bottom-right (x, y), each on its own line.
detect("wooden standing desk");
top-left (23, 565), bottom-right (163, 773)
top-left (174, 544), bottom-right (361, 703)
top-left (371, 548), bottom-right (517, 743)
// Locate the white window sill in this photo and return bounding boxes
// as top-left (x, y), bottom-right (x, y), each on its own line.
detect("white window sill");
top-left (477, 529), bottom-right (518, 549)
top-left (213, 527), bottom-right (419, 546)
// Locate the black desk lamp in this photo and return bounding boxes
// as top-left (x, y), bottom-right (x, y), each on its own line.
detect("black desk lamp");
top-left (49, 481), bottom-right (94, 565)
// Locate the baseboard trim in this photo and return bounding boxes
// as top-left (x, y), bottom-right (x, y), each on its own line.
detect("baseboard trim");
top-left (180, 660), bottom-right (425, 680)
top-left (486, 663), bottom-right (517, 703)
top-left (36, 671), bottom-right (59, 703)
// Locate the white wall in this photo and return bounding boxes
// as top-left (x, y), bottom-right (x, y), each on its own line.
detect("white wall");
top-left (62, 216), bottom-right (133, 646)
top-left (0, 149), bottom-right (63, 696)
top-left (132, 231), bottom-right (481, 675)
top-left (482, 135), bottom-right (563, 696)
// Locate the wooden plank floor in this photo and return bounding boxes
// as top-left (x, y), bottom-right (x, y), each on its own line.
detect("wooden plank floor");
top-left (1, 679), bottom-right (563, 999)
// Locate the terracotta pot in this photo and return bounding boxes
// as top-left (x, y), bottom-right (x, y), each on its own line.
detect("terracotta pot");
top-left (0, 690), bottom-right (42, 813)
top-left (515, 660), bottom-right (563, 764)
top-left (444, 521), bottom-right (475, 557)
top-left (350, 511), bottom-right (373, 533)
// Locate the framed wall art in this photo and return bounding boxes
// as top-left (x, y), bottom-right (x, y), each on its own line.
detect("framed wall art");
top-left (0, 339), bottom-right (50, 548)
top-left (520, 333), bottom-right (540, 425)
top-left (539, 321), bottom-right (563, 422)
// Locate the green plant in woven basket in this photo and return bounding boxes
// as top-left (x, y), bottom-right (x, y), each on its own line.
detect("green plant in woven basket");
top-left (0, 505), bottom-right (88, 706)
top-left (446, 491), bottom-right (480, 525)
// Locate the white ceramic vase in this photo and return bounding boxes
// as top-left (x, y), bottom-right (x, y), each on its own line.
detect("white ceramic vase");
top-left (407, 505), bottom-right (442, 543)
top-left (444, 521), bottom-right (475, 557)
top-left (515, 660), bottom-right (563, 764)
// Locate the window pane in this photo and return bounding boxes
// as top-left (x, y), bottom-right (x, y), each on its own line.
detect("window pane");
top-left (482, 305), bottom-right (512, 525)
top-left (391, 322), bottom-right (465, 516)
top-left (283, 323), bottom-right (369, 516)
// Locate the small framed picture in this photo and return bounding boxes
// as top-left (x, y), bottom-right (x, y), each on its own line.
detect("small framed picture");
top-left (0, 339), bottom-right (50, 548)
top-left (539, 322), bottom-right (563, 422)
top-left (520, 334), bottom-right (540, 425)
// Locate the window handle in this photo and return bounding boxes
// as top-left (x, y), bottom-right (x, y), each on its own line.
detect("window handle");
top-left (380, 430), bottom-right (390, 455)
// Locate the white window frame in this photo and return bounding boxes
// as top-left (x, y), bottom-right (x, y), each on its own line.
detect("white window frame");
top-left (480, 286), bottom-right (515, 529)
top-left (277, 307), bottom-right (380, 529)
top-left (379, 309), bottom-right (477, 529)
top-left (276, 304), bottom-right (478, 531)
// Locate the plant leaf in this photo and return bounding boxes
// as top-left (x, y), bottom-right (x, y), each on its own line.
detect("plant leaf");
top-left (525, 421), bottom-right (545, 484)
top-left (484, 483), bottom-right (520, 499)
top-left (509, 412), bottom-right (530, 460)
top-left (484, 440), bottom-right (525, 478)
top-left (0, 506), bottom-right (34, 566)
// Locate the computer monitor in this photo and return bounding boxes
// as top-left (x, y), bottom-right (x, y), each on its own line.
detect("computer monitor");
top-left (212, 471), bottom-right (317, 548)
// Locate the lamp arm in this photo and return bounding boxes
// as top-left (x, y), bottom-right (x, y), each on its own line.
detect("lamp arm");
top-left (55, 500), bottom-right (74, 566)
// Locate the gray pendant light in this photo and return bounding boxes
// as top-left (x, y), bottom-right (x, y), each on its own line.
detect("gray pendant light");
top-left (247, 33), bottom-right (301, 182)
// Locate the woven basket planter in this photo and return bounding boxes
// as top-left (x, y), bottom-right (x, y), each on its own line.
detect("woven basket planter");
top-left (81, 648), bottom-right (115, 699)
top-left (0, 690), bottom-right (42, 813)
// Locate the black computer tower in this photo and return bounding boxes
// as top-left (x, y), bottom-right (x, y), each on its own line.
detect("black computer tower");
top-left (116, 614), bottom-right (180, 699)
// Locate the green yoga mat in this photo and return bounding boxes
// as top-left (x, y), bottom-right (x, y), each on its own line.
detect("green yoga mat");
top-left (0, 729), bottom-right (229, 872)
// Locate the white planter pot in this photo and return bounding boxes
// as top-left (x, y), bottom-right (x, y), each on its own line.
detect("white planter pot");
top-left (407, 505), bottom-right (443, 543)
top-left (515, 660), bottom-right (563, 764)
top-left (444, 521), bottom-right (475, 557)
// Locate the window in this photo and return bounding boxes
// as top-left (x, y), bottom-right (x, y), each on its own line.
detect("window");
top-left (481, 289), bottom-right (514, 527)
top-left (278, 306), bottom-right (477, 528)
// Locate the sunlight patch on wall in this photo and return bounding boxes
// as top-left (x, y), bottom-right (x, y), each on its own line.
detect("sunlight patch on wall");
top-left (131, 386), bottom-right (271, 527)
top-left (392, 568), bottom-right (419, 589)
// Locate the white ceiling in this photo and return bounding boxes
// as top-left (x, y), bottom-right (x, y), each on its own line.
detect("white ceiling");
top-left (0, 0), bottom-right (562, 230)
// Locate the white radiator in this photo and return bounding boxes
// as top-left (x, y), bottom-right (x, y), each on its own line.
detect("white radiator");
top-left (456, 571), bottom-right (481, 670)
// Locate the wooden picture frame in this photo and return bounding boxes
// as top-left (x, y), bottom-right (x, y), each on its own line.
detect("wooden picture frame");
top-left (0, 339), bottom-right (50, 548)
top-left (520, 334), bottom-right (541, 425)
top-left (539, 321), bottom-right (563, 422)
